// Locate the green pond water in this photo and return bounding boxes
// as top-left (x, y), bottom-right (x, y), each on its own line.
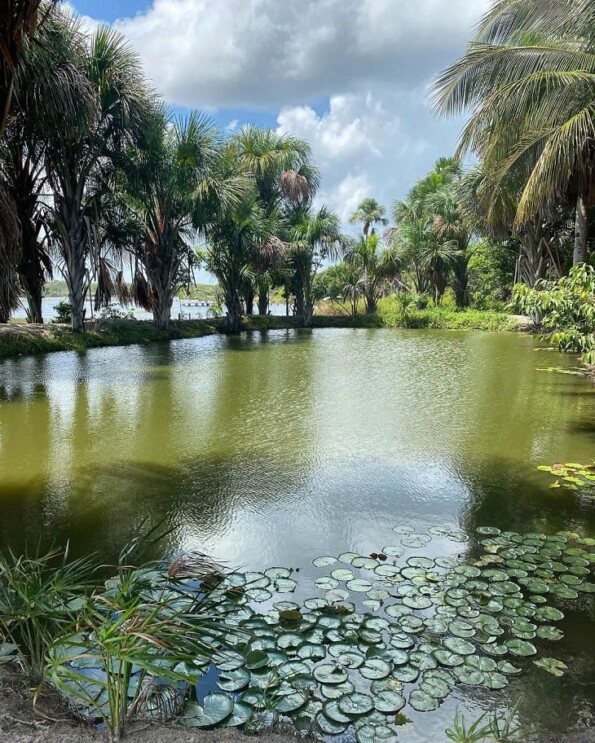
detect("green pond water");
top-left (0, 328), bottom-right (594, 740)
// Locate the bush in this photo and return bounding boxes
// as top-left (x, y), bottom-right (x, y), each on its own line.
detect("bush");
top-left (512, 264), bottom-right (595, 363)
top-left (52, 300), bottom-right (72, 324)
top-left (377, 295), bottom-right (513, 331)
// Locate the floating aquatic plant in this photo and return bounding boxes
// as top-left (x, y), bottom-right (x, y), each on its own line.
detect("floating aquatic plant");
top-left (48, 525), bottom-right (594, 742)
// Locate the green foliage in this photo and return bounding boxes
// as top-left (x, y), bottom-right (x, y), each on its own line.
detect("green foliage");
top-left (513, 264), bottom-right (595, 362)
top-left (537, 462), bottom-right (595, 501)
top-left (446, 704), bottom-right (533, 743)
top-left (52, 300), bottom-right (72, 324)
top-left (0, 546), bottom-right (96, 682)
top-left (468, 240), bottom-right (517, 310)
top-left (377, 295), bottom-right (514, 331)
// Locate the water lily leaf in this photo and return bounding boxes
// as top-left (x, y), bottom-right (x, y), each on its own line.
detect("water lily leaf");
top-left (356, 723), bottom-right (395, 742)
top-left (326, 589), bottom-right (350, 603)
top-left (338, 692), bottom-right (374, 716)
top-left (443, 637), bottom-right (475, 656)
top-left (314, 665), bottom-right (349, 685)
top-left (347, 579), bottom-right (373, 593)
top-left (453, 666), bottom-right (484, 685)
top-left (419, 676), bottom-right (450, 699)
top-left (360, 657), bottom-right (392, 680)
top-left (277, 660), bottom-right (311, 678)
top-left (374, 690), bottom-right (406, 713)
top-left (323, 700), bottom-right (352, 723)
top-left (274, 577), bottom-right (297, 593)
top-left (245, 651), bottom-right (269, 670)
top-left (477, 527), bottom-right (501, 536)
top-left (506, 639), bottom-right (537, 657)
top-left (482, 672), bottom-right (509, 690)
top-left (448, 620), bottom-right (475, 638)
top-left (313, 556), bottom-right (337, 568)
top-left (315, 577), bottom-right (339, 591)
top-left (245, 588), bottom-right (272, 602)
top-left (218, 668), bottom-right (250, 692)
top-left (403, 595), bottom-right (432, 610)
top-left (353, 557), bottom-right (380, 570)
top-left (320, 680), bottom-right (354, 699)
top-left (180, 694), bottom-right (234, 728)
top-left (331, 568), bottom-right (355, 582)
top-left (297, 643), bottom-right (327, 661)
top-left (393, 664), bottom-right (420, 683)
top-left (433, 650), bottom-right (464, 668)
top-left (317, 716), bottom-right (348, 735)
top-left (225, 702), bottom-right (252, 727)
top-left (497, 661), bottom-right (521, 675)
top-left (393, 526), bottom-right (415, 535)
top-left (409, 690), bottom-right (439, 712)
top-left (337, 651), bottom-right (365, 669)
top-left (533, 657), bottom-right (568, 677)
top-left (371, 677), bottom-right (404, 695)
top-left (274, 689), bottom-right (308, 713)
top-left (338, 552), bottom-right (360, 564)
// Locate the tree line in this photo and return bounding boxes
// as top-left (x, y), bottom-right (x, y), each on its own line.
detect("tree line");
top-left (0, 0), bottom-right (593, 335)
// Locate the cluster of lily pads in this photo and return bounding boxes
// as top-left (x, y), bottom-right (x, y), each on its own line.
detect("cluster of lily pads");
top-left (174, 525), bottom-right (594, 740)
top-left (538, 462), bottom-right (595, 501)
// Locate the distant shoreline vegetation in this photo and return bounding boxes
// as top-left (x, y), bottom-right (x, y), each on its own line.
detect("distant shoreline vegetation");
top-left (40, 281), bottom-right (220, 302)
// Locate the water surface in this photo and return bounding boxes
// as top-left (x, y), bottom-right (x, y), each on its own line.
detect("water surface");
top-left (0, 328), bottom-right (593, 739)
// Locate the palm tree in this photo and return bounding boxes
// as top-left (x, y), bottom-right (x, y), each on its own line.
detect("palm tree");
top-left (0, 7), bottom-right (86, 322)
top-left (206, 190), bottom-right (278, 333)
top-left (232, 127), bottom-right (319, 314)
top-left (349, 198), bottom-right (388, 238)
top-left (343, 233), bottom-right (399, 313)
top-left (124, 112), bottom-right (240, 330)
top-left (289, 206), bottom-right (342, 326)
top-left (44, 25), bottom-right (154, 332)
top-left (0, 0), bottom-right (57, 136)
top-left (433, 0), bottom-right (595, 265)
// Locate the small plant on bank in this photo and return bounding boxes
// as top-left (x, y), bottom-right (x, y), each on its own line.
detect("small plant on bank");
top-left (52, 300), bottom-right (73, 325)
top-left (0, 545), bottom-right (96, 682)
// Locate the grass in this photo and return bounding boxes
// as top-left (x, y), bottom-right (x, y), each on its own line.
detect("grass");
top-left (376, 296), bottom-right (517, 331)
top-left (0, 304), bottom-right (524, 364)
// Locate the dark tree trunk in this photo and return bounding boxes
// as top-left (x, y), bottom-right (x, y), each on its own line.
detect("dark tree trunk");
top-left (258, 289), bottom-right (269, 315)
top-left (244, 287), bottom-right (254, 315)
top-left (152, 287), bottom-right (173, 331)
top-left (574, 191), bottom-right (589, 265)
top-left (225, 289), bottom-right (242, 333)
top-left (26, 292), bottom-right (43, 323)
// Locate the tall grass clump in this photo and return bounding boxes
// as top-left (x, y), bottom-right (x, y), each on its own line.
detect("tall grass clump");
top-left (0, 545), bottom-right (96, 682)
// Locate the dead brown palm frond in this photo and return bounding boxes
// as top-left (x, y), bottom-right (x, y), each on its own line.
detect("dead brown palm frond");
top-left (280, 169), bottom-right (311, 205)
top-left (167, 550), bottom-right (224, 580)
top-left (130, 266), bottom-right (154, 312)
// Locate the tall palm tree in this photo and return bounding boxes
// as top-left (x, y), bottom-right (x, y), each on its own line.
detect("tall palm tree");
top-left (232, 127), bottom-right (320, 315)
top-left (124, 112), bottom-right (240, 330)
top-left (289, 206), bottom-right (342, 326)
top-left (349, 198), bottom-right (388, 238)
top-left (206, 190), bottom-right (278, 333)
top-left (433, 0), bottom-right (595, 265)
top-left (343, 233), bottom-right (399, 313)
top-left (0, 7), bottom-right (87, 322)
top-left (45, 25), bottom-right (154, 332)
top-left (0, 0), bottom-right (57, 136)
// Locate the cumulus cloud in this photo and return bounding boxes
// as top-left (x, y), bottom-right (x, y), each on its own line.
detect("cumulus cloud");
top-left (116, 0), bottom-right (489, 110)
top-left (71, 0), bottom-right (489, 223)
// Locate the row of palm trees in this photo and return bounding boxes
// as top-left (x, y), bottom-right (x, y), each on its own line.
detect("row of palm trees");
top-left (0, 3), bottom-right (351, 333)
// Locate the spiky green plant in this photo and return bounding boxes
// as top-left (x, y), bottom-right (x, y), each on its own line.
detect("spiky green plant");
top-left (0, 545), bottom-right (96, 682)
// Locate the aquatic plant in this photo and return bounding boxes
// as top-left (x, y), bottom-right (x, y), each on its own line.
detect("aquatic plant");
top-left (538, 462), bottom-right (595, 501)
top-left (446, 703), bottom-right (533, 743)
top-left (0, 545), bottom-right (96, 682)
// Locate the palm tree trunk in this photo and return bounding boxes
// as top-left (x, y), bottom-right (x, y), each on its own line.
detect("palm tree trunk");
top-left (225, 290), bottom-right (242, 333)
top-left (244, 287), bottom-right (254, 315)
top-left (574, 191), bottom-right (589, 265)
top-left (25, 291), bottom-right (43, 323)
top-left (152, 288), bottom-right (173, 331)
top-left (258, 289), bottom-right (269, 315)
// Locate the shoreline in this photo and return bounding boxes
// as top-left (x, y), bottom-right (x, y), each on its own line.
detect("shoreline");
top-left (0, 310), bottom-right (524, 363)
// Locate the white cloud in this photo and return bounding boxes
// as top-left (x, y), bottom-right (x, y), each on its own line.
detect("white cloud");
top-left (71, 0), bottom-right (489, 225)
top-left (115, 0), bottom-right (489, 110)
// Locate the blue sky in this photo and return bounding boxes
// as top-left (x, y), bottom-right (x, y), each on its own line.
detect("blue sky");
top-left (68, 0), bottom-right (486, 228)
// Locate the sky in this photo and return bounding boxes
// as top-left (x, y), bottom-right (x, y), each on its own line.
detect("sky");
top-left (66, 0), bottom-right (489, 231)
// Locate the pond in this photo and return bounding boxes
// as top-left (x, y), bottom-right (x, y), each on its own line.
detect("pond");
top-left (0, 328), bottom-right (593, 740)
